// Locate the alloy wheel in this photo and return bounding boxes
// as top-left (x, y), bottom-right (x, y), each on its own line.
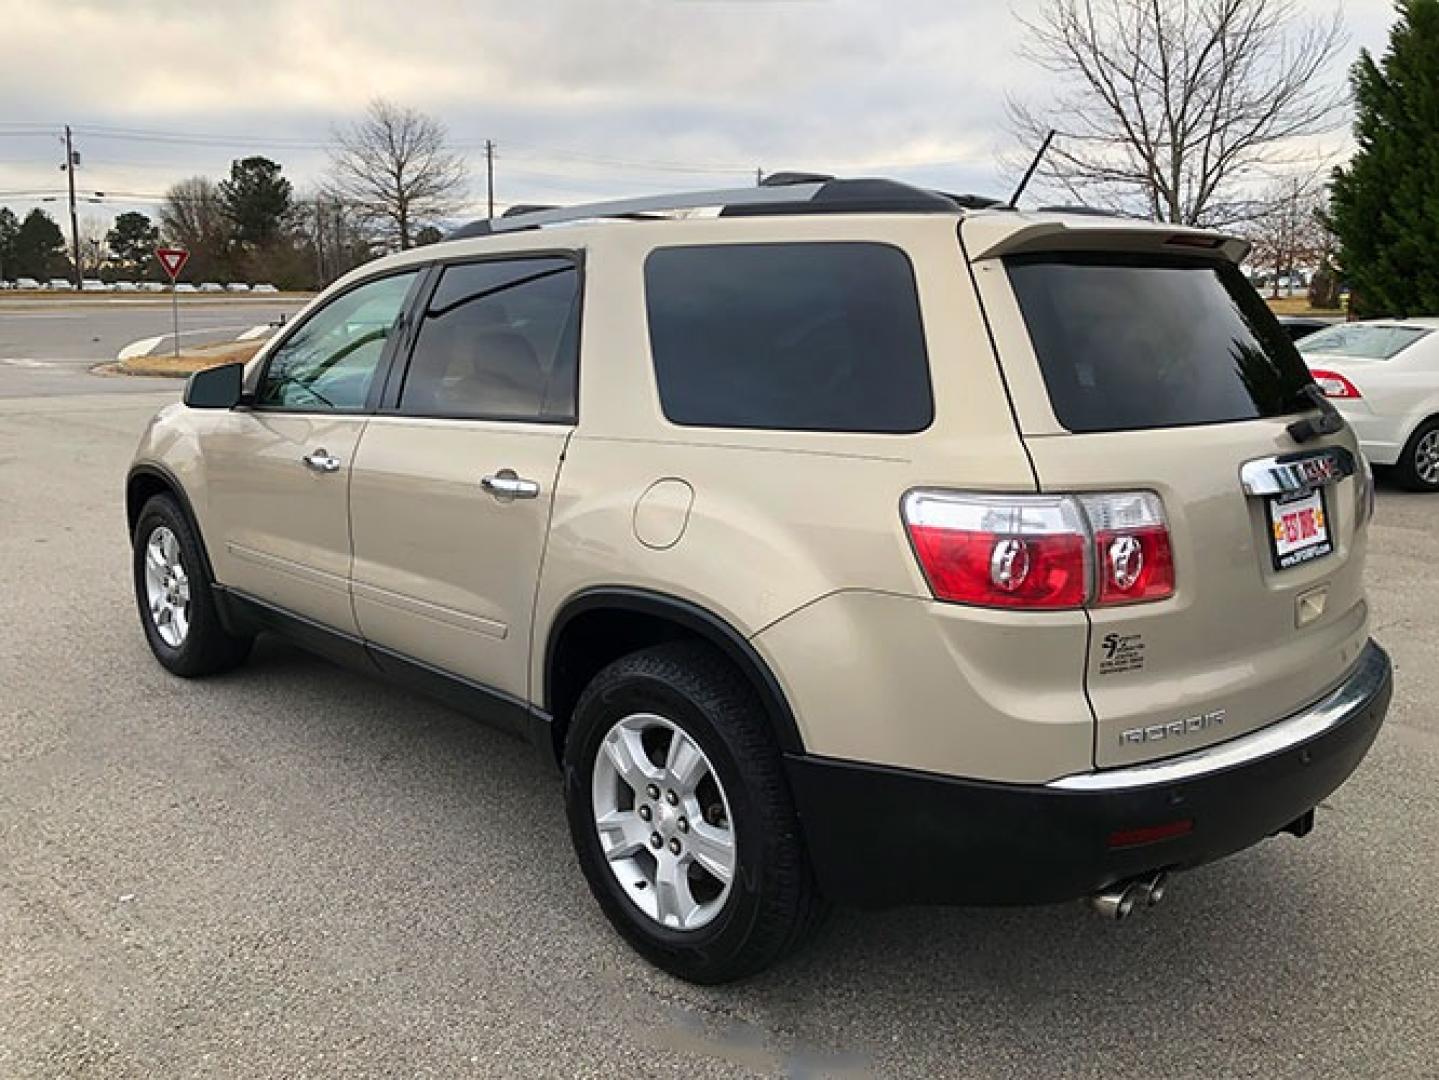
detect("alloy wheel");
top-left (143, 525), bottom-right (191, 648)
top-left (590, 712), bottom-right (737, 931)
top-left (1415, 430), bottom-right (1439, 486)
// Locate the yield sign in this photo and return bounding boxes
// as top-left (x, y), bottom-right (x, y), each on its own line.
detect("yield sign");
top-left (155, 247), bottom-right (190, 281)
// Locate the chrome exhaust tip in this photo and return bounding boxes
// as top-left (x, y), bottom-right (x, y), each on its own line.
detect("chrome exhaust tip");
top-left (1133, 871), bottom-right (1168, 908)
top-left (1089, 872), bottom-right (1168, 920)
top-left (1089, 883), bottom-right (1139, 921)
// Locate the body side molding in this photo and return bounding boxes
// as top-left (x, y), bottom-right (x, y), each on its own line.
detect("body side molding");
top-left (212, 586), bottom-right (554, 761)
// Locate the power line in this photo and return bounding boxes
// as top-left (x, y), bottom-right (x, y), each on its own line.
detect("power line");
top-left (72, 124), bottom-right (334, 150)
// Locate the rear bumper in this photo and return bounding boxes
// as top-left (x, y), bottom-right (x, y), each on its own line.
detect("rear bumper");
top-left (785, 640), bottom-right (1392, 908)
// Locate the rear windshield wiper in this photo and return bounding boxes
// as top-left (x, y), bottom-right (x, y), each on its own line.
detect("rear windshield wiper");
top-left (1287, 383), bottom-right (1344, 443)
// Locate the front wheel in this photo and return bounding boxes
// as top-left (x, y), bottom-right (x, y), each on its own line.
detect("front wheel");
top-left (563, 643), bottom-right (827, 983)
top-left (132, 494), bottom-right (252, 676)
top-left (1396, 418), bottom-right (1439, 492)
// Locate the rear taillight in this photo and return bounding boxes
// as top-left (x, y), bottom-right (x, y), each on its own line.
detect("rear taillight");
top-left (902, 489), bottom-right (1174, 610)
top-left (1079, 492), bottom-right (1176, 605)
top-left (902, 493), bottom-right (1089, 609)
top-left (1310, 369), bottom-right (1362, 399)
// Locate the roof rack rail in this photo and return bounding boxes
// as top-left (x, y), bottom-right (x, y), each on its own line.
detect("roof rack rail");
top-left (759, 171), bottom-right (834, 187)
top-left (1035, 204), bottom-right (1132, 219)
top-left (446, 177), bottom-right (967, 239)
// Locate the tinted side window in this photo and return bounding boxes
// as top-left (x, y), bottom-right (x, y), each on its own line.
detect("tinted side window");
top-left (257, 271), bottom-right (418, 410)
top-left (399, 258), bottom-right (579, 421)
top-left (644, 243), bottom-right (933, 433)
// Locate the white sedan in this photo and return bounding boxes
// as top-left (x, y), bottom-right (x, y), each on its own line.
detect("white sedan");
top-left (1300, 318), bottom-right (1439, 491)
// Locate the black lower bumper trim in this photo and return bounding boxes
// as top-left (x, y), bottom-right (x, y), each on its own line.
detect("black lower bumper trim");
top-left (785, 641), bottom-right (1392, 908)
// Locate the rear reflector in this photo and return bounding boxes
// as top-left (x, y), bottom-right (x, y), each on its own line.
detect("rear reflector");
top-left (1310, 369), bottom-right (1362, 399)
top-left (903, 489), bottom-right (1175, 610)
top-left (1107, 819), bottom-right (1194, 849)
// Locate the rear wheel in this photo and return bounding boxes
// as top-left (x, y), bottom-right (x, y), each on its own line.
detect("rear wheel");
top-left (133, 494), bottom-right (252, 676)
top-left (563, 642), bottom-right (826, 983)
top-left (1396, 418), bottom-right (1439, 492)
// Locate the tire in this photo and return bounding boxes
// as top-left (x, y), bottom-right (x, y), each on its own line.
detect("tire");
top-left (1395, 418), bottom-right (1439, 492)
top-left (563, 642), bottom-right (827, 983)
top-left (132, 494), bottom-right (252, 677)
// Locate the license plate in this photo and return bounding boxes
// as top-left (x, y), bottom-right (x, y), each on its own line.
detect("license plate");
top-left (1267, 487), bottom-right (1331, 569)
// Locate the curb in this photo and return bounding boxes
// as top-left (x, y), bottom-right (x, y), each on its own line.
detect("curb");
top-left (116, 335), bottom-right (167, 361)
top-left (114, 324), bottom-right (272, 363)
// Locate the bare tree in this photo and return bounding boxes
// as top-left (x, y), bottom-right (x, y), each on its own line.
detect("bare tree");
top-left (300, 189), bottom-right (379, 285)
top-left (159, 176), bottom-right (232, 279)
top-left (1243, 172), bottom-right (1331, 297)
top-left (78, 214), bottom-right (109, 276)
top-left (1008, 0), bottom-right (1347, 226)
top-left (326, 99), bottom-right (468, 251)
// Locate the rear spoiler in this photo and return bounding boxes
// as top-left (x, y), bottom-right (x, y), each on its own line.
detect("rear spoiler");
top-left (962, 215), bottom-right (1249, 265)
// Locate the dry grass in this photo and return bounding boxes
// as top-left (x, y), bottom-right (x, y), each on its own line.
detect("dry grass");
top-left (117, 340), bottom-right (262, 377)
top-left (1264, 295), bottom-right (1346, 317)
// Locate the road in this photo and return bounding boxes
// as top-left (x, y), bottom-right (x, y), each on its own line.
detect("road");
top-left (0, 353), bottom-right (1436, 1076)
top-left (0, 297), bottom-right (307, 399)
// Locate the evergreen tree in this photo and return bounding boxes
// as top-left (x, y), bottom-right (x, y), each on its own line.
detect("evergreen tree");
top-left (13, 209), bottom-right (67, 279)
top-left (106, 211), bottom-right (160, 278)
top-left (0, 207), bottom-right (19, 280)
top-left (1329, 0), bottom-right (1439, 316)
top-left (219, 156), bottom-right (293, 249)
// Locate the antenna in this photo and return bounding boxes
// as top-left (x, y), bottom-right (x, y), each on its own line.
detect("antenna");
top-left (1008, 129), bottom-right (1056, 208)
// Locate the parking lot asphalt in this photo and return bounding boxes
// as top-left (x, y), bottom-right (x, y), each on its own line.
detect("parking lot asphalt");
top-left (0, 297), bottom-right (307, 399)
top-left (1, 375), bottom-right (1436, 1077)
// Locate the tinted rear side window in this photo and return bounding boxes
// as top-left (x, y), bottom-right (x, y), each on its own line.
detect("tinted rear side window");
top-left (644, 243), bottom-right (933, 433)
top-left (1006, 254), bottom-right (1313, 433)
top-left (399, 257), bottom-right (579, 421)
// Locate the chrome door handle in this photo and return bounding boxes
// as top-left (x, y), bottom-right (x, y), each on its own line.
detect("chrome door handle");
top-left (302, 448), bottom-right (342, 473)
top-left (481, 470), bottom-right (540, 500)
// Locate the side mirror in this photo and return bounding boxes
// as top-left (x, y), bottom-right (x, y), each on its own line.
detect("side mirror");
top-left (183, 362), bottom-right (244, 409)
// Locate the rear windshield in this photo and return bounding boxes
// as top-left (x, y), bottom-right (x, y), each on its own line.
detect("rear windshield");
top-left (1298, 323), bottom-right (1431, 361)
top-left (1006, 253), bottom-right (1314, 433)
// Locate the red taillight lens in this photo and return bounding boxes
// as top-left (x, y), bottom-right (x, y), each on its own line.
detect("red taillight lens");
top-left (1094, 526), bottom-right (1174, 603)
top-left (904, 490), bottom-right (1175, 609)
top-left (1310, 369), bottom-right (1362, 399)
top-left (903, 493), bottom-right (1089, 609)
top-left (1080, 492), bottom-right (1175, 605)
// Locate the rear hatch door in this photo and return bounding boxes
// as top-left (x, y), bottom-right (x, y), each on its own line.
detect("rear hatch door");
top-left (965, 223), bottom-right (1372, 769)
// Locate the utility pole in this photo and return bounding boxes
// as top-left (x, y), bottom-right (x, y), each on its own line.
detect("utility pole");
top-left (63, 125), bottom-right (82, 288)
top-left (756, 167), bottom-right (764, 187)
top-left (313, 198), bottom-right (325, 286)
top-left (485, 139), bottom-right (495, 219)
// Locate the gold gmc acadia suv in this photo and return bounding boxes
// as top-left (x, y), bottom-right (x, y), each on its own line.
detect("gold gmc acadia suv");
top-left (126, 176), bottom-right (1393, 983)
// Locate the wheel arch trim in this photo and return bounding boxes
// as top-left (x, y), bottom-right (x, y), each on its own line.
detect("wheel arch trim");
top-left (126, 462), bottom-right (217, 582)
top-left (544, 586), bottom-right (806, 755)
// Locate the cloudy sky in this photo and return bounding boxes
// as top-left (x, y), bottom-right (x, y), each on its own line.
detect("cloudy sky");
top-left (0, 0), bottom-right (1403, 232)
